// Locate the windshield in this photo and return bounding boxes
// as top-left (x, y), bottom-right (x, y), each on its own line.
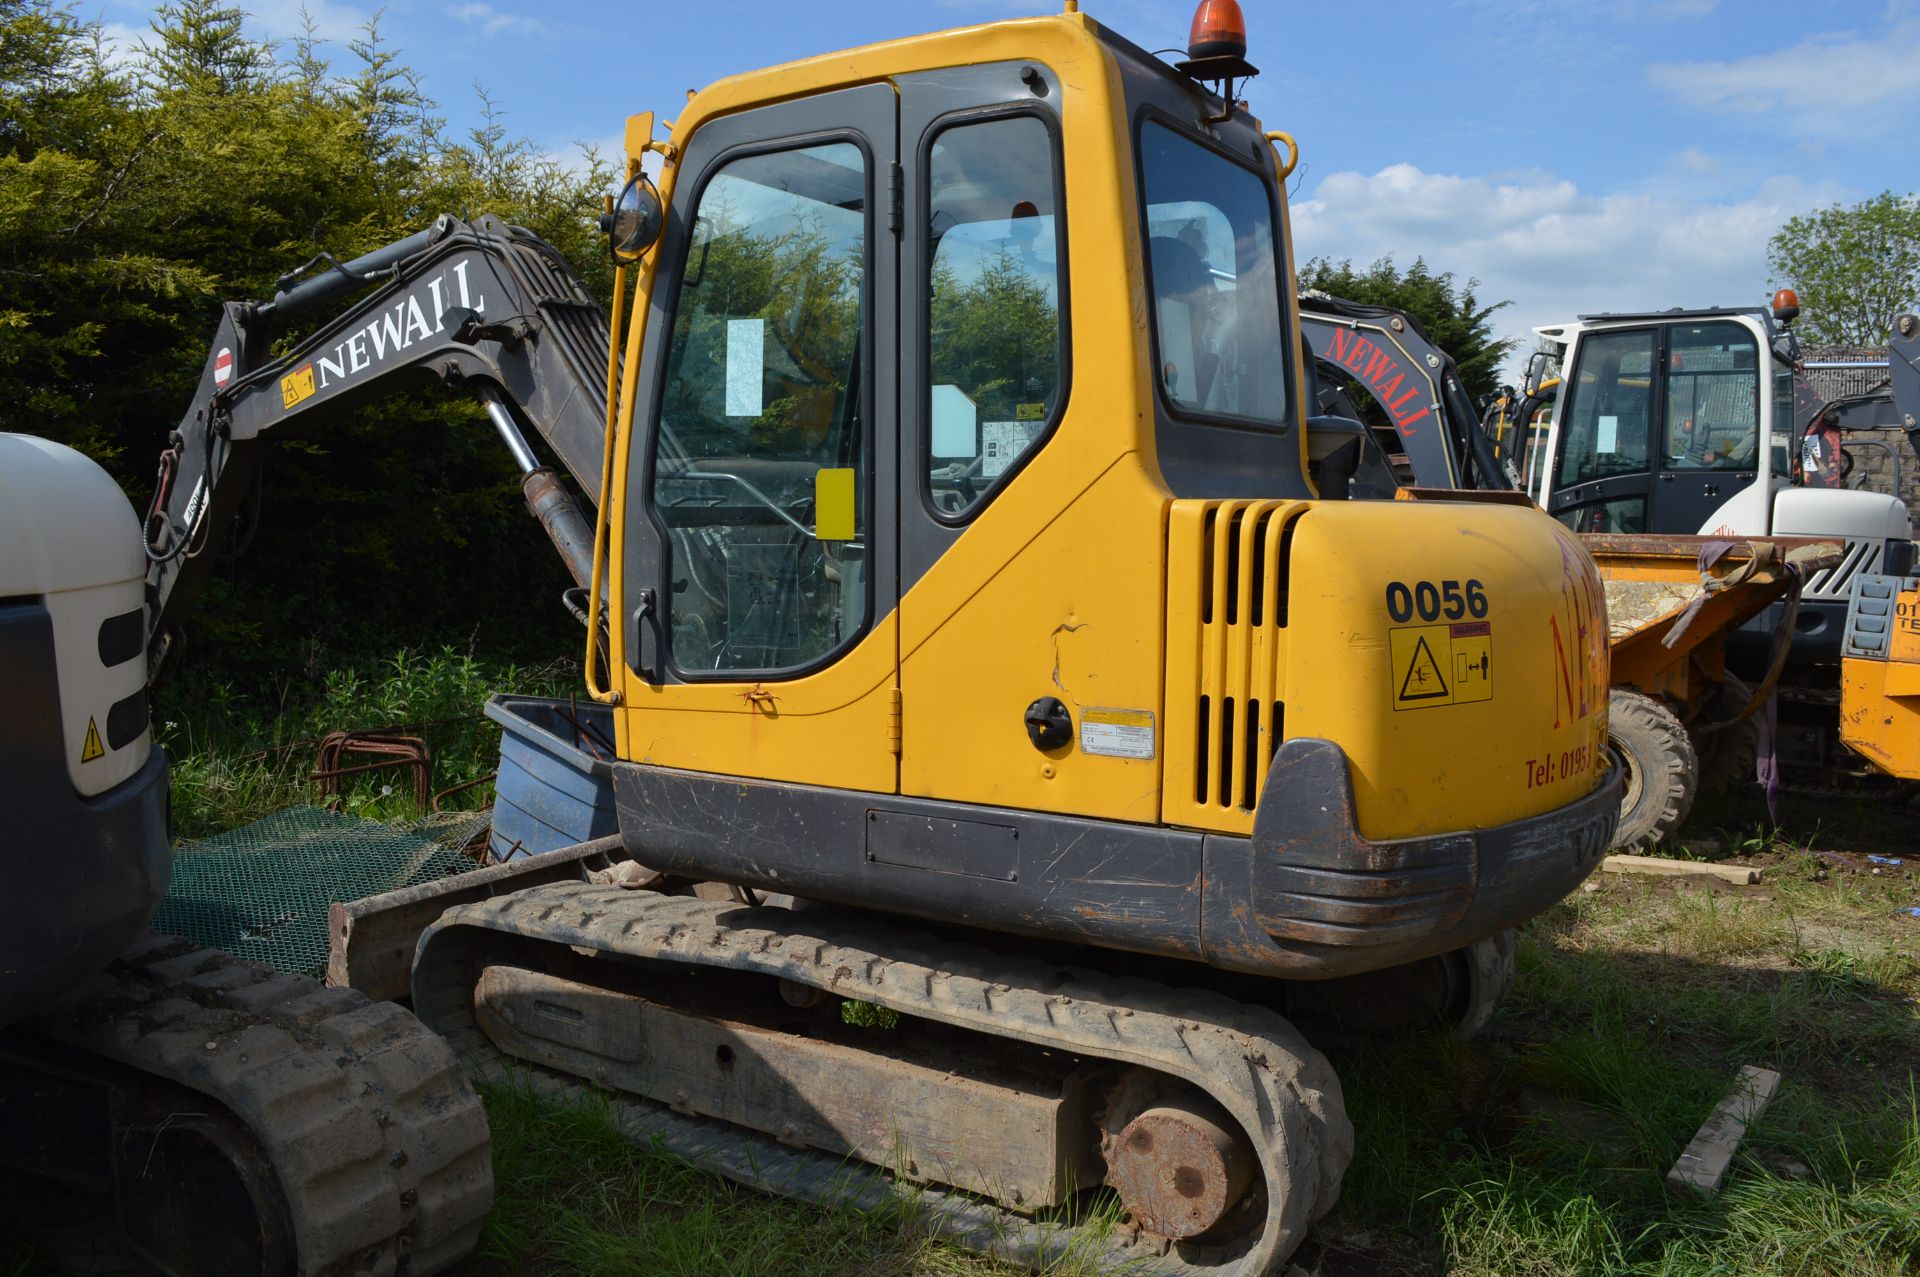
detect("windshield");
top-left (1139, 120), bottom-right (1289, 428)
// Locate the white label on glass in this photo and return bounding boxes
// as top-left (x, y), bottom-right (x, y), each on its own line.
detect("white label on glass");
top-left (1157, 300), bottom-right (1198, 407)
top-left (931, 383), bottom-right (978, 458)
top-left (980, 420), bottom-right (1042, 478)
top-left (1596, 414), bottom-right (1619, 453)
top-left (725, 318), bottom-right (764, 418)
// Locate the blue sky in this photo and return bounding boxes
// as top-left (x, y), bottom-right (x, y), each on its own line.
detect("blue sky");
top-left (95, 0), bottom-right (1920, 375)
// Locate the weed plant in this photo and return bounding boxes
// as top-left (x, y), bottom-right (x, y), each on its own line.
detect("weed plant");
top-left (158, 643), bottom-right (575, 839)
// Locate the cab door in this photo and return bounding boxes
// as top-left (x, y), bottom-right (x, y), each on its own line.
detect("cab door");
top-left (617, 85), bottom-right (902, 793)
top-left (1547, 327), bottom-right (1657, 533)
top-left (894, 63), bottom-right (1076, 805)
top-left (1646, 319), bottom-right (1765, 534)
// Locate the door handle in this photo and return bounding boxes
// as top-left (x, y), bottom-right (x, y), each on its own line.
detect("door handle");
top-left (631, 589), bottom-right (661, 683)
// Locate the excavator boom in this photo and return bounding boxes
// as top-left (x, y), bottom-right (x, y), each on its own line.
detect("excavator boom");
top-left (142, 213), bottom-right (612, 664)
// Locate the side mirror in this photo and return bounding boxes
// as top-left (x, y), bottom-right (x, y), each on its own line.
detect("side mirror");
top-left (604, 174), bottom-right (664, 264)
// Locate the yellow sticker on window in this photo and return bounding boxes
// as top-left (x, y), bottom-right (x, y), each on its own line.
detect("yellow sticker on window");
top-left (815, 468), bottom-right (856, 541)
top-left (1016, 402), bottom-right (1047, 421)
top-left (280, 364), bottom-right (317, 410)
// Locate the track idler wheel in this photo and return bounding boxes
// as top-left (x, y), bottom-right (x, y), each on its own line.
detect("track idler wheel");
top-left (1107, 1093), bottom-right (1257, 1239)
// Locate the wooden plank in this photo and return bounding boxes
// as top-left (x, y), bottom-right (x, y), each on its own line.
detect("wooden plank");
top-left (474, 965), bottom-right (1096, 1210)
top-left (326, 835), bottom-right (625, 1002)
top-left (1667, 1065), bottom-right (1782, 1195)
top-left (1601, 854), bottom-right (1759, 884)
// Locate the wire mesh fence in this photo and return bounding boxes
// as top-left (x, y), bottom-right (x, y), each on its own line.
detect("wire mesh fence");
top-left (152, 805), bottom-right (490, 975)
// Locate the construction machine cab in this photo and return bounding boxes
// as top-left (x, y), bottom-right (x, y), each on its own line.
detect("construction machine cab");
top-left (573, 8), bottom-right (1618, 978)
top-left (1525, 306), bottom-right (1915, 660)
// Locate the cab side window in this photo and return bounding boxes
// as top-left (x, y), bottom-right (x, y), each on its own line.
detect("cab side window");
top-left (925, 115), bottom-right (1064, 517)
top-left (651, 141), bottom-right (869, 674)
top-left (1663, 321), bottom-right (1758, 470)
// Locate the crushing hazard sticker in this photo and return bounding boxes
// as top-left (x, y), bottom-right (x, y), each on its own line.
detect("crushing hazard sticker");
top-left (280, 364), bottom-right (317, 410)
top-left (1390, 621), bottom-right (1493, 711)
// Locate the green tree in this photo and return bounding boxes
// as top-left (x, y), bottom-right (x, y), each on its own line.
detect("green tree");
top-left (1, 0), bottom-right (614, 692)
top-left (1296, 255), bottom-right (1513, 402)
top-left (1767, 191), bottom-right (1920, 347)
top-left (931, 251), bottom-right (1058, 420)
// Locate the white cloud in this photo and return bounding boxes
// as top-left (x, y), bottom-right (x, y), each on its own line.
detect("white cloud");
top-left (95, 21), bottom-right (145, 69)
top-left (1647, 20), bottom-right (1920, 120)
top-left (1674, 147), bottom-right (1720, 176)
top-left (540, 131), bottom-right (626, 183)
top-left (241, 0), bottom-right (373, 44)
top-left (1618, 0), bottom-right (1718, 17)
top-left (445, 2), bottom-right (546, 38)
top-left (1291, 163), bottom-right (1838, 377)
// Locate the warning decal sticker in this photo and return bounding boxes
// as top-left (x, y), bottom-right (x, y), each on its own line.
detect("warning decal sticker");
top-left (280, 363), bottom-right (317, 410)
top-left (1081, 707), bottom-right (1156, 760)
top-left (1390, 621), bottom-right (1493, 712)
top-left (80, 717), bottom-right (105, 763)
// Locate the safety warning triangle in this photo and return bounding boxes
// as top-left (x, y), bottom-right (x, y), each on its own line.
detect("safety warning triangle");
top-left (1397, 635), bottom-right (1450, 701)
top-left (81, 717), bottom-right (105, 763)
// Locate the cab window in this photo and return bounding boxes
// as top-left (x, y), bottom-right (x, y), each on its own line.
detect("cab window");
top-left (1663, 321), bottom-right (1759, 470)
top-left (1558, 329), bottom-right (1654, 489)
top-left (650, 141), bottom-right (869, 674)
top-left (925, 115), bottom-right (1064, 517)
top-left (1139, 120), bottom-right (1289, 427)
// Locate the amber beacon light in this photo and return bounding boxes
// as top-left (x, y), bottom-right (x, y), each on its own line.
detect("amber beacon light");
top-left (1190, 0), bottom-right (1248, 61)
top-left (1177, 0), bottom-right (1258, 84)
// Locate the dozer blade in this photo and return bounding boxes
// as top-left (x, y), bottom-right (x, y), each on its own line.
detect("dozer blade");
top-left (413, 882), bottom-right (1353, 1276)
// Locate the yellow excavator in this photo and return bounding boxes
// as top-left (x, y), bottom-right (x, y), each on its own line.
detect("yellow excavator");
top-left (4, 3), bottom-right (1620, 1272)
top-left (409, 4), bottom-right (1616, 1268)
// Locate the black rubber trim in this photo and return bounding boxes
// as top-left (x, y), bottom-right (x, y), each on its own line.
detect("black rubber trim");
top-left (96, 608), bottom-right (144, 668)
top-left (106, 687), bottom-right (148, 750)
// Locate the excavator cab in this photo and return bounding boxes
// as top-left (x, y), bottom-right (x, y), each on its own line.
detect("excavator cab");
top-left (406, 15), bottom-right (1623, 1264)
top-left (579, 7), bottom-right (1619, 967)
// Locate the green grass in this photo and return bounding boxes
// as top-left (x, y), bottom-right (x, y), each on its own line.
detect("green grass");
top-left (465, 1081), bottom-right (1030, 1277)
top-left (1302, 807), bottom-right (1920, 1277)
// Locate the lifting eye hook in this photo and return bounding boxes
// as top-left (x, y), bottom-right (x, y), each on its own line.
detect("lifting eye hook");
top-left (1264, 131), bottom-right (1299, 182)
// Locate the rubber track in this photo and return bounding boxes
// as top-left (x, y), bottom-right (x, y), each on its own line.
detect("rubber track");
top-left (27, 933), bottom-right (492, 1277)
top-left (414, 882), bottom-right (1354, 1276)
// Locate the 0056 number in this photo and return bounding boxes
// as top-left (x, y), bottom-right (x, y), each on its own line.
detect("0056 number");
top-left (1386, 578), bottom-right (1488, 623)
